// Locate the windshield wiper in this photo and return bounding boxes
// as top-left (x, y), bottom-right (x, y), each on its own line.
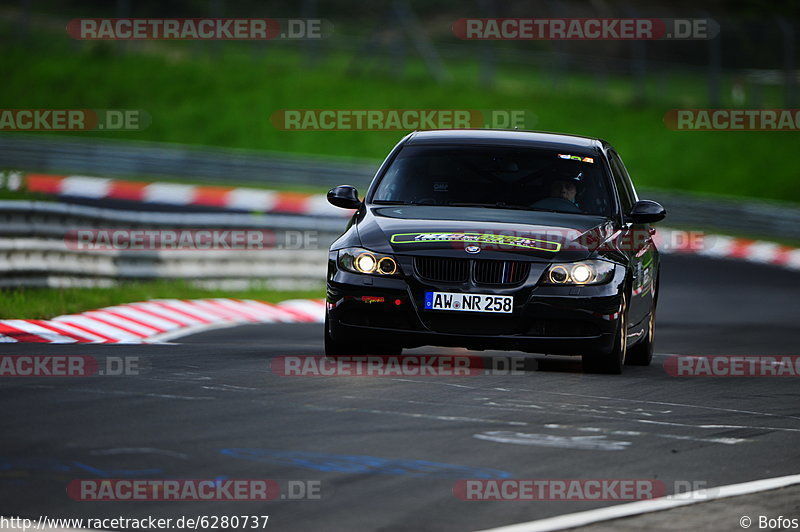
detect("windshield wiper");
top-left (371, 200), bottom-right (418, 205)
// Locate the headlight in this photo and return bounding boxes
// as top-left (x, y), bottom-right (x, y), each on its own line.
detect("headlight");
top-left (542, 260), bottom-right (615, 285)
top-left (338, 247), bottom-right (400, 276)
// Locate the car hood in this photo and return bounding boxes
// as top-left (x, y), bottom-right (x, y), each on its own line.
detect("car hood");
top-left (356, 205), bottom-right (616, 262)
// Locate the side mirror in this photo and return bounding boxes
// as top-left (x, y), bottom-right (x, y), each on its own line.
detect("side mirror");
top-left (327, 185), bottom-right (361, 209)
top-left (628, 200), bottom-right (666, 224)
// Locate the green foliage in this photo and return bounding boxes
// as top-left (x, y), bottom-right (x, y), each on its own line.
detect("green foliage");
top-left (2, 42), bottom-right (798, 203)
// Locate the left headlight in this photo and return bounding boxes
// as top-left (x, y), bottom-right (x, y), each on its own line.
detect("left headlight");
top-left (338, 247), bottom-right (401, 276)
top-left (541, 260), bottom-right (615, 286)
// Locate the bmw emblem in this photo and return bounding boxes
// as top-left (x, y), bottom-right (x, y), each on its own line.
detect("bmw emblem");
top-left (465, 245), bottom-right (481, 254)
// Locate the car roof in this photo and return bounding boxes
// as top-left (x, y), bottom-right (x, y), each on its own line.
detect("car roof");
top-left (405, 129), bottom-right (607, 152)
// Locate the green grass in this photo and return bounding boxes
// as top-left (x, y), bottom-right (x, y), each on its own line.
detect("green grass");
top-left (0, 187), bottom-right (50, 201)
top-left (2, 39), bottom-right (799, 204)
top-left (0, 281), bottom-right (323, 319)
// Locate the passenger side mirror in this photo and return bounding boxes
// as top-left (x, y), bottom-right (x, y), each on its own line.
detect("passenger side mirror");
top-left (327, 185), bottom-right (361, 209)
top-left (628, 200), bottom-right (666, 224)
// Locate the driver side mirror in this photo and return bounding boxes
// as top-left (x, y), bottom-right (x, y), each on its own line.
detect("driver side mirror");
top-left (628, 200), bottom-right (666, 224)
top-left (327, 185), bottom-right (361, 209)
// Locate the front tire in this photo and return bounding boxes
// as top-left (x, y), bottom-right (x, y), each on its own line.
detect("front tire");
top-left (583, 293), bottom-right (627, 374)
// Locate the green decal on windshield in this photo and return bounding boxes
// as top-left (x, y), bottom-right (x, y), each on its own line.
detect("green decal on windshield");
top-left (390, 232), bottom-right (562, 252)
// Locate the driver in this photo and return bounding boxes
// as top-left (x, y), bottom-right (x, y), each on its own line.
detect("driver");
top-left (548, 174), bottom-right (580, 204)
top-left (534, 171), bottom-right (583, 209)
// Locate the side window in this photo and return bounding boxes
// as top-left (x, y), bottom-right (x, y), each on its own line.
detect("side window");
top-left (613, 151), bottom-right (639, 203)
top-left (608, 151), bottom-right (634, 214)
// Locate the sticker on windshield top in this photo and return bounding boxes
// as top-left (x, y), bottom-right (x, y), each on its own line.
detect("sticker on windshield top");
top-left (558, 154), bottom-right (594, 163)
top-left (390, 232), bottom-right (561, 252)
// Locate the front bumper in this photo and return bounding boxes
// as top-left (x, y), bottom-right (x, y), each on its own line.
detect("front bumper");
top-left (327, 261), bottom-right (626, 356)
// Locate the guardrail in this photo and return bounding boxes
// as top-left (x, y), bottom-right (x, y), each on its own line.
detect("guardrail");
top-left (0, 135), bottom-right (378, 188)
top-left (0, 200), bottom-right (344, 235)
top-left (637, 189), bottom-right (800, 242)
top-left (0, 238), bottom-right (328, 288)
top-left (0, 200), bottom-right (342, 288)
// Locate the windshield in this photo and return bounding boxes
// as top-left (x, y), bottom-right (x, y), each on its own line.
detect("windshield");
top-left (371, 145), bottom-right (614, 216)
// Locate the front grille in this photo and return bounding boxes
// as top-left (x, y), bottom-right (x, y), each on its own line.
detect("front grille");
top-left (413, 257), bottom-right (530, 285)
top-left (414, 257), bottom-right (469, 283)
top-left (474, 260), bottom-right (530, 285)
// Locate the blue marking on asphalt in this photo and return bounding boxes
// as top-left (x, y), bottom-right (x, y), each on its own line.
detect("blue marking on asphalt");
top-left (220, 449), bottom-right (511, 479)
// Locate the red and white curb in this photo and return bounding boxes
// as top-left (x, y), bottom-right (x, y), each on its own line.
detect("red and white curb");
top-left (655, 227), bottom-right (800, 270)
top-left (16, 173), bottom-right (350, 217)
top-left (0, 298), bottom-right (325, 344)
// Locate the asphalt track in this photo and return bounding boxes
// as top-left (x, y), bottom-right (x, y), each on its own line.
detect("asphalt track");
top-left (1, 253), bottom-right (799, 531)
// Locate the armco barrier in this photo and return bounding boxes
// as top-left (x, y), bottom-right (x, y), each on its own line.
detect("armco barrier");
top-left (0, 200), bottom-right (344, 235)
top-left (0, 135), bottom-right (377, 189)
top-left (0, 200), bottom-right (340, 287)
top-left (0, 238), bottom-right (328, 286)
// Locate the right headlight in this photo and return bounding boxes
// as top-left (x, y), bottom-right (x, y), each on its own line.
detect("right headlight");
top-left (337, 247), bottom-right (401, 276)
top-left (541, 260), bottom-right (615, 286)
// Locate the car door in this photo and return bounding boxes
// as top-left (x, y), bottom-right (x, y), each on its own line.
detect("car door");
top-left (607, 149), bottom-right (655, 331)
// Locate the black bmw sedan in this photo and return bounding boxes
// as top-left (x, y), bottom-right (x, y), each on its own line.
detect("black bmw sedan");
top-left (324, 129), bottom-right (666, 374)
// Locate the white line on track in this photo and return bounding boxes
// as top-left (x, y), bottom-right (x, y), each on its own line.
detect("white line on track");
top-left (340, 395), bottom-right (752, 445)
top-left (392, 371), bottom-right (800, 422)
top-left (303, 403), bottom-right (528, 426)
top-left (473, 473), bottom-right (800, 532)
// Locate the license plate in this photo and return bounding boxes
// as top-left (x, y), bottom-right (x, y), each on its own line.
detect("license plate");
top-left (424, 292), bottom-right (513, 313)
